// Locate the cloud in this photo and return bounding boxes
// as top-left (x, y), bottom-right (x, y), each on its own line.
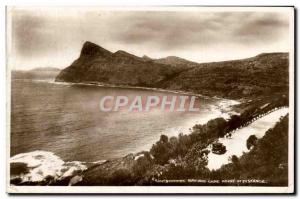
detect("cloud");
top-left (9, 8), bottom-right (291, 70)
top-left (233, 12), bottom-right (289, 44)
top-left (109, 11), bottom-right (289, 49)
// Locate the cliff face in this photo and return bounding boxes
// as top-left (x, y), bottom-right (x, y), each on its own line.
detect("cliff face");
top-left (56, 41), bottom-right (289, 98)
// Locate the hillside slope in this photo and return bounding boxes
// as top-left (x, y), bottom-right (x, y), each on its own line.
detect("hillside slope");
top-left (56, 41), bottom-right (289, 99)
top-left (159, 53), bottom-right (289, 98)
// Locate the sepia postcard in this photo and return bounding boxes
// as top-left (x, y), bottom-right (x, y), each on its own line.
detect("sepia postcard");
top-left (6, 6), bottom-right (295, 194)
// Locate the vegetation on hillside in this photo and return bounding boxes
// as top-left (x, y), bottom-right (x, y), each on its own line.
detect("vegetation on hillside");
top-left (160, 53), bottom-right (289, 99)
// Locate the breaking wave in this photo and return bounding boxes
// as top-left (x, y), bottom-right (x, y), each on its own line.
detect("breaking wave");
top-left (10, 150), bottom-right (101, 185)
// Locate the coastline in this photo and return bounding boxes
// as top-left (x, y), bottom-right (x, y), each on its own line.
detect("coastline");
top-left (52, 79), bottom-right (241, 102)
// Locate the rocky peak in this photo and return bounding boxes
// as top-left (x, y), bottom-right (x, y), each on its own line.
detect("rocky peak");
top-left (80, 41), bottom-right (112, 58)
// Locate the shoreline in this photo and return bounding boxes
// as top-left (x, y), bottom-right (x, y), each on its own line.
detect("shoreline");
top-left (14, 78), bottom-right (242, 111)
top-left (51, 79), bottom-right (242, 118)
top-left (52, 79), bottom-right (241, 102)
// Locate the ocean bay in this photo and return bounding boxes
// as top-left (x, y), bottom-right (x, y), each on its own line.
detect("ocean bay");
top-left (11, 79), bottom-right (227, 162)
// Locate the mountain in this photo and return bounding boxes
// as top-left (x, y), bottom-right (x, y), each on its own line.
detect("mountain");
top-left (154, 56), bottom-right (199, 70)
top-left (55, 41), bottom-right (183, 87)
top-left (55, 41), bottom-right (289, 99)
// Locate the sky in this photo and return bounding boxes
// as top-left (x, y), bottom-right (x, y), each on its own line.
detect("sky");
top-left (8, 7), bottom-right (292, 70)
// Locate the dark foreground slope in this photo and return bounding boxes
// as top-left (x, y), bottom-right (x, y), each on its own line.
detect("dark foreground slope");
top-left (74, 98), bottom-right (288, 186)
top-left (55, 41), bottom-right (289, 99)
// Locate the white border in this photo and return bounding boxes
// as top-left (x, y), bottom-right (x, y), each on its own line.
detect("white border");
top-left (5, 185), bottom-right (295, 194)
top-left (5, 6), bottom-right (295, 194)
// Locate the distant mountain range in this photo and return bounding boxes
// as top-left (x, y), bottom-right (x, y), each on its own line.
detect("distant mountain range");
top-left (30, 67), bottom-right (61, 72)
top-left (55, 41), bottom-right (289, 99)
top-left (12, 67), bottom-right (61, 80)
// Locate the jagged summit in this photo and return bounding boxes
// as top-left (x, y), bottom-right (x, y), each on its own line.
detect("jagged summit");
top-left (80, 41), bottom-right (112, 58)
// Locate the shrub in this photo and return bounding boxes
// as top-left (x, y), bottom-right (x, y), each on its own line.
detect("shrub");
top-left (246, 135), bottom-right (258, 150)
